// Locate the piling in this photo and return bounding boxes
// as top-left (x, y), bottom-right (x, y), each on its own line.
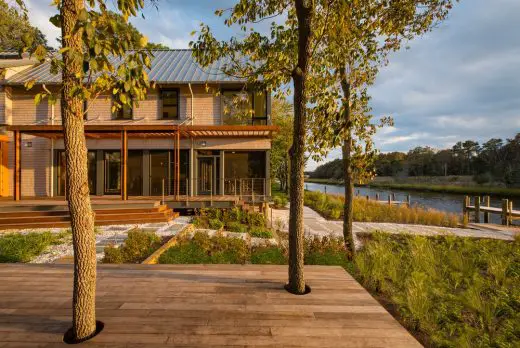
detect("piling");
top-left (474, 196), bottom-right (481, 223)
top-left (483, 196), bottom-right (490, 223)
top-left (501, 199), bottom-right (509, 226)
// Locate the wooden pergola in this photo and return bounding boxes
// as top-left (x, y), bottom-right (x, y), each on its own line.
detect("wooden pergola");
top-left (6, 124), bottom-right (278, 201)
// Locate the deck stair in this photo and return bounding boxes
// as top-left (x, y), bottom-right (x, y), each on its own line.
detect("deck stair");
top-left (0, 203), bottom-right (178, 230)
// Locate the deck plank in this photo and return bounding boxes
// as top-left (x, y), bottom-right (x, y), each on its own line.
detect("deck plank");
top-left (0, 264), bottom-right (421, 347)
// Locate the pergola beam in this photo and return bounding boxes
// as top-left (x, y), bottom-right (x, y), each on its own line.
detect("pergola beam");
top-left (13, 131), bottom-right (21, 201)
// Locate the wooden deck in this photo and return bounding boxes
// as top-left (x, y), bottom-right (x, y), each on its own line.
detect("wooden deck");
top-left (0, 264), bottom-right (421, 347)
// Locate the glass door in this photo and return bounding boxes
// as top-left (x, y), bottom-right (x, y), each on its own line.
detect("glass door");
top-left (198, 157), bottom-right (214, 195)
top-left (104, 151), bottom-right (121, 195)
top-left (127, 150), bottom-right (143, 196)
top-left (150, 150), bottom-right (170, 196)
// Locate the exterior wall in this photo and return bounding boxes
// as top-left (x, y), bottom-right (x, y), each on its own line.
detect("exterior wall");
top-left (1, 84), bottom-right (272, 197)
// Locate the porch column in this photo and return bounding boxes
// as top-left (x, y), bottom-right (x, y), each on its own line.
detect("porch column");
top-left (176, 130), bottom-right (180, 199)
top-left (219, 150), bottom-right (225, 195)
top-left (121, 130), bottom-right (128, 200)
top-left (189, 141), bottom-right (194, 197)
top-left (265, 150), bottom-right (271, 198)
top-left (13, 131), bottom-right (21, 201)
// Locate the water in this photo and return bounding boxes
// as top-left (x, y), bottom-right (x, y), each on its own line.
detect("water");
top-left (304, 182), bottom-right (519, 225)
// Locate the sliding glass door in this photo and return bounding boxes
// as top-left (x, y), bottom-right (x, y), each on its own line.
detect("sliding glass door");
top-left (104, 151), bottom-right (121, 195)
top-left (128, 150), bottom-right (143, 196)
top-left (149, 150), bottom-right (170, 196)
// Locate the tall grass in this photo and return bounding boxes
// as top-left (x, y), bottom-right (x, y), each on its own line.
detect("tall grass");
top-left (304, 190), bottom-right (460, 227)
top-left (367, 182), bottom-right (520, 198)
top-left (355, 233), bottom-right (520, 347)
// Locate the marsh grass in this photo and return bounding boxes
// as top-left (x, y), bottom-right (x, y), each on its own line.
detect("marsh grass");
top-left (304, 190), bottom-right (460, 227)
top-left (0, 231), bottom-right (69, 263)
top-left (355, 232), bottom-right (520, 347)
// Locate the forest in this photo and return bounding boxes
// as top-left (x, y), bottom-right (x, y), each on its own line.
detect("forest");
top-left (309, 133), bottom-right (520, 187)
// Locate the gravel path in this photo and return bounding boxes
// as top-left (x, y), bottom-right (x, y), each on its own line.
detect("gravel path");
top-left (27, 217), bottom-right (192, 264)
top-left (271, 206), bottom-right (517, 248)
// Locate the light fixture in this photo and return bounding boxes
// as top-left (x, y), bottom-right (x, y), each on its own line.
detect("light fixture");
top-left (199, 140), bottom-right (207, 147)
top-left (24, 141), bottom-right (32, 148)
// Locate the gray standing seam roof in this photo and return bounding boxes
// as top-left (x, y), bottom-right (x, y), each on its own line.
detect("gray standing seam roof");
top-left (3, 49), bottom-right (245, 85)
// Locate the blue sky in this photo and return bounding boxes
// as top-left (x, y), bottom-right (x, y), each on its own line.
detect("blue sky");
top-left (26, 0), bottom-right (520, 170)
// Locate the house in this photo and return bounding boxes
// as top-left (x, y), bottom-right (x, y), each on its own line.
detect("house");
top-left (0, 50), bottom-right (277, 209)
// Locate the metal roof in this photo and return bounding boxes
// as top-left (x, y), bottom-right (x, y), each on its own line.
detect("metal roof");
top-left (3, 49), bottom-right (245, 85)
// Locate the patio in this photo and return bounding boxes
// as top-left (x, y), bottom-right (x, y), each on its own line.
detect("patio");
top-left (0, 264), bottom-right (421, 347)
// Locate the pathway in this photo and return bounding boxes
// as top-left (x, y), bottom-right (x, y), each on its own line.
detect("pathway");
top-left (271, 206), bottom-right (517, 247)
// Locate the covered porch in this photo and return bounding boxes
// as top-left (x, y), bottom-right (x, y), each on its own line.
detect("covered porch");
top-left (5, 124), bottom-right (276, 205)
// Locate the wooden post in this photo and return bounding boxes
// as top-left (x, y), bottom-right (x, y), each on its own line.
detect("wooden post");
top-left (483, 196), bottom-right (490, 223)
top-left (501, 199), bottom-right (509, 226)
top-left (13, 131), bottom-right (21, 201)
top-left (474, 196), bottom-right (481, 223)
top-left (176, 130), bottom-right (180, 199)
top-left (462, 196), bottom-right (470, 222)
top-left (121, 130), bottom-right (128, 200)
top-left (366, 195), bottom-right (369, 201)
top-left (391, 193), bottom-right (396, 202)
top-left (375, 193), bottom-right (379, 201)
top-left (387, 194), bottom-right (391, 205)
top-left (509, 201), bottom-right (513, 226)
top-left (407, 194), bottom-right (411, 206)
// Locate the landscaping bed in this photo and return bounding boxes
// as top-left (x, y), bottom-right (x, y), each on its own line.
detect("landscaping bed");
top-left (102, 228), bottom-right (168, 264)
top-left (0, 231), bottom-right (71, 263)
top-left (304, 190), bottom-right (460, 227)
top-left (355, 232), bottom-right (520, 347)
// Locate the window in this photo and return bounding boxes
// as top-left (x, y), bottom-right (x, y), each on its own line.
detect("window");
top-left (112, 98), bottom-right (133, 120)
top-left (161, 89), bottom-right (179, 119)
top-left (222, 90), bottom-right (267, 125)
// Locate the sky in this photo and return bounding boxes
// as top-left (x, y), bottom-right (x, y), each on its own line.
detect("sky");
top-left (25, 0), bottom-right (520, 171)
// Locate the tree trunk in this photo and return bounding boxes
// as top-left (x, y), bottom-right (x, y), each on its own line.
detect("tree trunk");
top-left (61, 0), bottom-right (97, 340)
top-left (287, 0), bottom-right (313, 295)
top-left (339, 66), bottom-right (355, 258)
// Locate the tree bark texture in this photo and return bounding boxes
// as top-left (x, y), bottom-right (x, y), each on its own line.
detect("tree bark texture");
top-left (339, 66), bottom-right (355, 257)
top-left (287, 0), bottom-right (313, 294)
top-left (61, 0), bottom-right (97, 340)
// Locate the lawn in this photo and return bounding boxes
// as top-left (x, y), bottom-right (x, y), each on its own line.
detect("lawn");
top-left (0, 231), bottom-right (69, 263)
top-left (304, 190), bottom-right (460, 227)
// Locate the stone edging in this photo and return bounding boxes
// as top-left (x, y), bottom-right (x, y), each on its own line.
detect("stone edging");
top-left (142, 224), bottom-right (195, 264)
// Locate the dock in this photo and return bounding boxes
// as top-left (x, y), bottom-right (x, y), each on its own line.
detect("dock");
top-left (463, 196), bottom-right (519, 225)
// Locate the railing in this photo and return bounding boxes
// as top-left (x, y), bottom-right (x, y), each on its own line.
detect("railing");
top-left (223, 178), bottom-right (267, 203)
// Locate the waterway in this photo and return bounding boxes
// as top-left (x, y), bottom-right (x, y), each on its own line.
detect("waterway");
top-left (304, 182), bottom-right (519, 225)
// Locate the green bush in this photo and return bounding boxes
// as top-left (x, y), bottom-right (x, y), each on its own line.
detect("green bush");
top-left (226, 221), bottom-right (248, 233)
top-left (355, 233), bottom-right (520, 347)
top-left (273, 196), bottom-right (282, 207)
top-left (199, 208), bottom-right (222, 220)
top-left (223, 207), bottom-right (242, 223)
top-left (192, 216), bottom-right (208, 228)
top-left (251, 246), bottom-right (287, 264)
top-left (103, 229), bottom-right (162, 264)
top-left (249, 226), bottom-right (273, 239)
top-left (159, 231), bottom-right (249, 264)
top-left (209, 218), bottom-right (224, 230)
top-left (245, 211), bottom-right (266, 227)
top-left (0, 231), bottom-right (67, 263)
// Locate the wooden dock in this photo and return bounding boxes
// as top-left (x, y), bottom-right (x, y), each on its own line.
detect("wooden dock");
top-left (0, 264), bottom-right (421, 347)
top-left (463, 196), bottom-right (519, 225)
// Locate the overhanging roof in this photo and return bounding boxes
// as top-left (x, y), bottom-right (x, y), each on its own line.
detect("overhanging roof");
top-left (3, 50), bottom-right (245, 86)
top-left (6, 124), bottom-right (278, 139)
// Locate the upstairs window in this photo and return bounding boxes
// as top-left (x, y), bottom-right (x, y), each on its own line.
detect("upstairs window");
top-left (112, 97), bottom-right (133, 120)
top-left (222, 90), bottom-right (267, 125)
top-left (161, 89), bottom-right (179, 119)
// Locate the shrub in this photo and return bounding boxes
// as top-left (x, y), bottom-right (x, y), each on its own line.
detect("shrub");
top-left (199, 208), bottom-right (222, 220)
top-left (251, 246), bottom-right (287, 264)
top-left (355, 233), bottom-right (520, 347)
top-left (159, 231), bottom-right (249, 264)
top-left (103, 229), bottom-right (162, 264)
top-left (245, 211), bottom-right (266, 227)
top-left (0, 231), bottom-right (66, 263)
top-left (208, 218), bottom-right (224, 230)
top-left (249, 227), bottom-right (273, 239)
top-left (192, 216), bottom-right (208, 228)
top-left (223, 207), bottom-right (242, 223)
top-left (226, 221), bottom-right (248, 233)
top-left (273, 196), bottom-right (288, 209)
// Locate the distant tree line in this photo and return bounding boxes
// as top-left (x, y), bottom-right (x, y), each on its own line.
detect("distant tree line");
top-left (310, 133), bottom-right (520, 187)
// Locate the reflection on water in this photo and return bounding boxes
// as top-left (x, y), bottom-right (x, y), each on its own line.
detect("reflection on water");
top-left (304, 182), bottom-right (519, 225)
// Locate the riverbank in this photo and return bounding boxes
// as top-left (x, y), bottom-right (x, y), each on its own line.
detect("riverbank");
top-left (304, 178), bottom-right (520, 198)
